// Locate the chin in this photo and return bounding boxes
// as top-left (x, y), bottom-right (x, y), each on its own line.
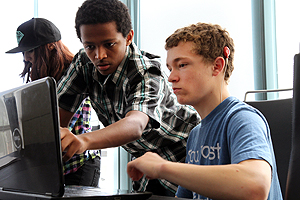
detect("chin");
top-left (177, 98), bottom-right (187, 105)
top-left (178, 98), bottom-right (194, 106)
top-left (99, 71), bottom-right (110, 76)
top-left (96, 69), bottom-right (110, 76)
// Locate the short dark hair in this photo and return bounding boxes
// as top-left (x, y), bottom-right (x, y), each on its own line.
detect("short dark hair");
top-left (75, 0), bottom-right (132, 40)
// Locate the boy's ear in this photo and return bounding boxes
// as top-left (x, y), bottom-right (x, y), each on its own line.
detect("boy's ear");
top-left (126, 29), bottom-right (134, 46)
top-left (212, 57), bottom-right (225, 77)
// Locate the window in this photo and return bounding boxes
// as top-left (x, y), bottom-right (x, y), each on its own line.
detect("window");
top-left (0, 1), bottom-right (35, 91)
top-left (140, 0), bottom-right (254, 100)
top-left (275, 1), bottom-right (300, 90)
top-left (37, 0), bottom-right (84, 54)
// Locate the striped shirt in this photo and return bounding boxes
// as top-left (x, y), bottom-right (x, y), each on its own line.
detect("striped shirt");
top-left (57, 43), bottom-right (200, 193)
top-left (63, 97), bottom-right (100, 175)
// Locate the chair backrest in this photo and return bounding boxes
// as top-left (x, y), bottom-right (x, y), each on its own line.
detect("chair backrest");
top-left (245, 94), bottom-right (292, 196)
top-left (285, 53), bottom-right (300, 200)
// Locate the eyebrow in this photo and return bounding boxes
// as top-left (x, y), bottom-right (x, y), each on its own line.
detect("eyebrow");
top-left (166, 57), bottom-right (187, 69)
top-left (173, 57), bottom-right (185, 63)
top-left (168, 57), bottom-right (188, 65)
top-left (82, 39), bottom-right (116, 45)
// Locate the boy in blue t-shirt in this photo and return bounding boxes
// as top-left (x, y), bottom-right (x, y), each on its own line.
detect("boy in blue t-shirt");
top-left (127, 22), bottom-right (283, 200)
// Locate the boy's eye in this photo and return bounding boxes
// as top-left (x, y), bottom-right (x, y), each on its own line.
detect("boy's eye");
top-left (179, 63), bottom-right (186, 68)
top-left (106, 42), bottom-right (116, 48)
top-left (84, 45), bottom-right (95, 50)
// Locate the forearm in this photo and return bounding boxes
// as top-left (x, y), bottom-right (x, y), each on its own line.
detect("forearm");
top-left (61, 110), bottom-right (149, 161)
top-left (159, 161), bottom-right (270, 200)
top-left (79, 110), bottom-right (149, 150)
top-left (80, 118), bottom-right (141, 149)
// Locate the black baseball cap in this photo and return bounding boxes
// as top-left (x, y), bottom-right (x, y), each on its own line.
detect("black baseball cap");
top-left (6, 18), bottom-right (61, 53)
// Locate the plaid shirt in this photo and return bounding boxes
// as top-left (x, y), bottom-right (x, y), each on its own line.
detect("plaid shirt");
top-left (63, 97), bottom-right (100, 175)
top-left (57, 43), bottom-right (200, 193)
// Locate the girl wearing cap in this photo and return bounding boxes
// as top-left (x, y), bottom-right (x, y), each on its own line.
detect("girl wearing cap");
top-left (6, 18), bottom-right (101, 187)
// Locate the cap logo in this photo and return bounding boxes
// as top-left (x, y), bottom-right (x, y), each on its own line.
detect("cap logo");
top-left (16, 31), bottom-right (24, 45)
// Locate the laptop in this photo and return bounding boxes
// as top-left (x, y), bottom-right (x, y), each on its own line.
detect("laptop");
top-left (0, 77), bottom-right (152, 200)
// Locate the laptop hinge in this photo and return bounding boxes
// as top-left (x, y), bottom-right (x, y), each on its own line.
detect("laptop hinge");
top-left (1, 187), bottom-right (53, 197)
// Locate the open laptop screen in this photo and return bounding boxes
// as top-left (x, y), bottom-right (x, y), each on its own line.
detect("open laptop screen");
top-left (0, 77), bottom-right (64, 197)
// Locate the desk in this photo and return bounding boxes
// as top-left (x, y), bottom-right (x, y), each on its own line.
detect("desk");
top-left (149, 195), bottom-right (187, 200)
top-left (0, 193), bottom-right (187, 200)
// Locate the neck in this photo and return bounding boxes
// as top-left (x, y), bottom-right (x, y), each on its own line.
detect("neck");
top-left (195, 84), bottom-right (230, 120)
top-left (220, 83), bottom-right (230, 103)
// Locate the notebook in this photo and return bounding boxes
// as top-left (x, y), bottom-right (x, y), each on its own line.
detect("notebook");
top-left (0, 77), bottom-right (152, 200)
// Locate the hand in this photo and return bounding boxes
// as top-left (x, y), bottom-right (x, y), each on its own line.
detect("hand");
top-left (127, 152), bottom-right (168, 181)
top-left (60, 127), bottom-right (87, 162)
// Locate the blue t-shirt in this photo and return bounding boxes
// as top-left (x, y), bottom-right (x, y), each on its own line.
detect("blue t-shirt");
top-left (176, 96), bottom-right (283, 200)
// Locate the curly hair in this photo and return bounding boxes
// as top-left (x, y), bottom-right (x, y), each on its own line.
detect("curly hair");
top-left (75, 0), bottom-right (132, 40)
top-left (165, 22), bottom-right (235, 83)
top-left (21, 40), bottom-right (74, 83)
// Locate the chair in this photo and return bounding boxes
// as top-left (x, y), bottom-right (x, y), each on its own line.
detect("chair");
top-left (285, 53), bottom-right (300, 200)
top-left (244, 89), bottom-right (293, 196)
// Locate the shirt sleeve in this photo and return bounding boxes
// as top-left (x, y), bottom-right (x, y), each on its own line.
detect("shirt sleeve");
top-left (57, 49), bottom-right (91, 113)
top-left (68, 97), bottom-right (92, 135)
top-left (228, 108), bottom-right (273, 167)
top-left (125, 58), bottom-right (189, 131)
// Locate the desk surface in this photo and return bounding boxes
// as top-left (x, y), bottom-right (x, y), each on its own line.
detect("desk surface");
top-left (149, 195), bottom-right (187, 200)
